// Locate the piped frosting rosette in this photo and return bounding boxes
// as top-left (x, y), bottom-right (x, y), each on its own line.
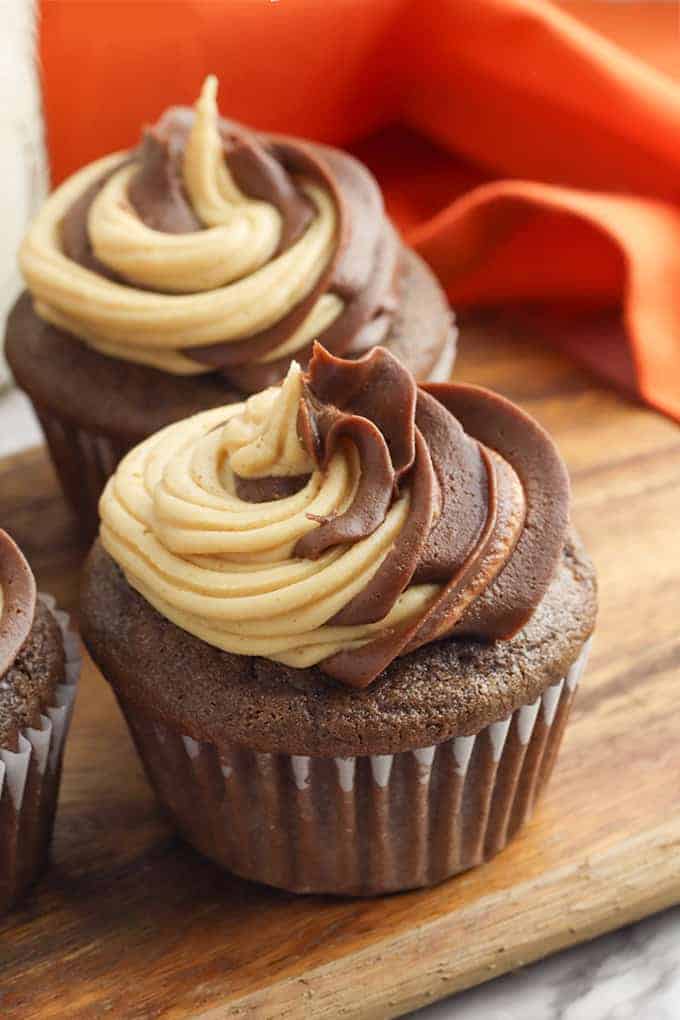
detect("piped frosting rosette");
top-left (100, 344), bottom-right (569, 688)
top-left (19, 76), bottom-right (419, 393)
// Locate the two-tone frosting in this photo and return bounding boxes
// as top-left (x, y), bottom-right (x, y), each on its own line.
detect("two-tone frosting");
top-left (0, 531), bottom-right (37, 679)
top-left (100, 344), bottom-right (569, 688)
top-left (20, 76), bottom-right (421, 393)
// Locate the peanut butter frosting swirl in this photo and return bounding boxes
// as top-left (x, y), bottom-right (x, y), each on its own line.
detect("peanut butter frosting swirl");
top-left (100, 344), bottom-right (569, 688)
top-left (20, 76), bottom-right (414, 392)
top-left (0, 530), bottom-right (37, 679)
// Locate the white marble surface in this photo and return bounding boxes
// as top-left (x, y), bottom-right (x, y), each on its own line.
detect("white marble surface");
top-left (410, 907), bottom-right (680, 1020)
top-left (2, 386), bottom-right (680, 1018)
top-left (0, 387), bottom-right (41, 456)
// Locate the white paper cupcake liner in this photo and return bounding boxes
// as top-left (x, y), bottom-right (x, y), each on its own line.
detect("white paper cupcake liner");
top-left (33, 405), bottom-right (130, 541)
top-left (117, 639), bottom-right (591, 897)
top-left (0, 593), bottom-right (80, 910)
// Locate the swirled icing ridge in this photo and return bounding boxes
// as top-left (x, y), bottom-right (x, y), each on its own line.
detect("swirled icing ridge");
top-left (99, 344), bottom-right (569, 688)
top-left (20, 76), bottom-right (422, 393)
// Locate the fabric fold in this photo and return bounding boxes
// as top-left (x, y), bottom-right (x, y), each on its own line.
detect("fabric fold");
top-left (39, 0), bottom-right (680, 418)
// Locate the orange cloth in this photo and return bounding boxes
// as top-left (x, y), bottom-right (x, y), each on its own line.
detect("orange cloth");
top-left (40, 0), bottom-right (680, 419)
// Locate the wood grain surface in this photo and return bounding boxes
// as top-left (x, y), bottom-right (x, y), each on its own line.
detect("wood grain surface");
top-left (0, 314), bottom-right (679, 1019)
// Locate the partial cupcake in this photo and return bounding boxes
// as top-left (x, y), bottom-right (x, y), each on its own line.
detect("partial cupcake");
top-left (0, 530), bottom-right (79, 911)
top-left (6, 75), bottom-right (455, 539)
top-left (80, 343), bottom-right (596, 896)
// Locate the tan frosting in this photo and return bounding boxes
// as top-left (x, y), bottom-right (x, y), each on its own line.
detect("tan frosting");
top-left (97, 344), bottom-right (573, 689)
top-left (20, 77), bottom-right (341, 375)
top-left (222, 363), bottom-right (314, 478)
top-left (99, 376), bottom-right (442, 668)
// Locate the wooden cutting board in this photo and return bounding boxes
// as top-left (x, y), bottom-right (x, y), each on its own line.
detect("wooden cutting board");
top-left (1, 316), bottom-right (679, 1020)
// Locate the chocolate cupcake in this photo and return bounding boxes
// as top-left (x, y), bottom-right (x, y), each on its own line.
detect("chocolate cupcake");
top-left (6, 76), bottom-right (455, 539)
top-left (0, 530), bottom-right (80, 911)
top-left (80, 344), bottom-right (596, 896)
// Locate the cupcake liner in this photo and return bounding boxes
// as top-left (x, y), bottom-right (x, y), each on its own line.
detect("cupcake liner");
top-left (116, 639), bottom-right (591, 897)
top-left (33, 403), bottom-right (131, 540)
top-left (0, 594), bottom-right (80, 911)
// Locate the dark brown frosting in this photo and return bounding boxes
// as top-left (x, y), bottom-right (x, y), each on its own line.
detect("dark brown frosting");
top-left (61, 159), bottom-right (129, 279)
top-left (59, 107), bottom-right (411, 393)
top-left (233, 473), bottom-right (308, 503)
top-left (267, 345), bottom-right (569, 687)
top-left (127, 108), bottom-right (316, 248)
top-left (128, 130), bottom-right (201, 235)
top-left (0, 530), bottom-right (37, 679)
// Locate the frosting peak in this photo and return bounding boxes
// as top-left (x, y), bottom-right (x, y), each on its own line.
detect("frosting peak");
top-left (223, 362), bottom-right (313, 480)
top-left (99, 344), bottom-right (569, 688)
top-left (296, 345), bottom-right (422, 559)
top-left (20, 76), bottom-right (411, 392)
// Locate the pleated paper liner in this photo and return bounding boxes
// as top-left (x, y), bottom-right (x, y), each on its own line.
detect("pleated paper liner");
top-left (117, 638), bottom-right (591, 897)
top-left (0, 595), bottom-right (80, 911)
top-left (33, 404), bottom-right (130, 542)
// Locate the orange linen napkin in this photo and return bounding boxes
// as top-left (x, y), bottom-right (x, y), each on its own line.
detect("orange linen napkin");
top-left (40, 0), bottom-right (680, 419)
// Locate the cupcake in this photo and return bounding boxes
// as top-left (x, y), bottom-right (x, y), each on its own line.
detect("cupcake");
top-left (0, 530), bottom-right (80, 910)
top-left (6, 76), bottom-right (455, 540)
top-left (80, 343), bottom-right (596, 895)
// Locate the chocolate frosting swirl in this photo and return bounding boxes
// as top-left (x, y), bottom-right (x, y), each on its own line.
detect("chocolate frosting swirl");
top-left (100, 343), bottom-right (569, 689)
top-left (294, 346), bottom-right (569, 684)
top-left (20, 76), bottom-right (420, 393)
top-left (0, 530), bottom-right (37, 678)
